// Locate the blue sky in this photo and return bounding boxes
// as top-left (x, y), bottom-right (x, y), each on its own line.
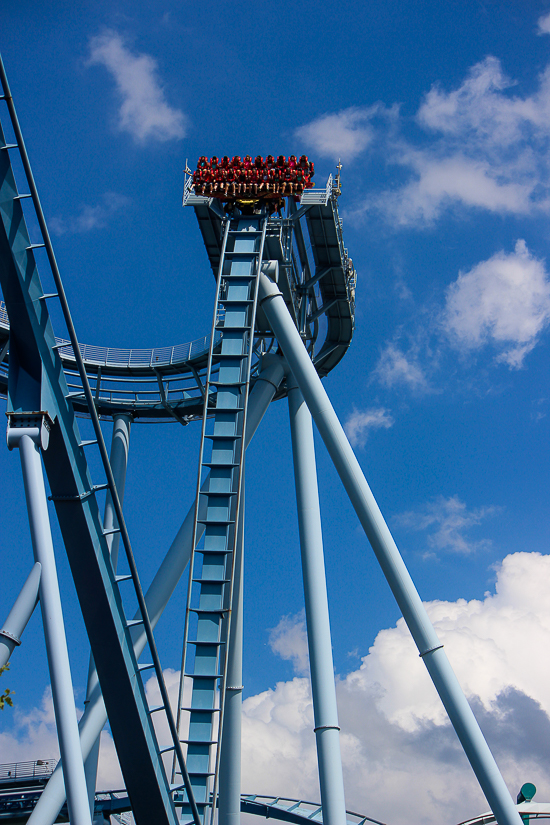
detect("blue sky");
top-left (2, 2), bottom-right (550, 824)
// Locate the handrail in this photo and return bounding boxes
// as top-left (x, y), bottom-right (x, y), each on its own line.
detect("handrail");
top-left (0, 760), bottom-right (57, 781)
top-left (0, 300), bottom-right (219, 370)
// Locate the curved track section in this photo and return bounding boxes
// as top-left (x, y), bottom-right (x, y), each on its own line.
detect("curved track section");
top-left (0, 175), bottom-right (356, 422)
top-left (0, 785), bottom-right (385, 825)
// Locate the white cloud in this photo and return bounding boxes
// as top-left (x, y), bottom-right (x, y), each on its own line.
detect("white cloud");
top-left (308, 56), bottom-right (550, 227)
top-left (349, 552), bottom-right (550, 731)
top-left (344, 407), bottom-right (394, 448)
top-left (442, 239), bottom-right (550, 367)
top-left (269, 612), bottom-right (309, 676)
top-left (50, 192), bottom-right (130, 235)
top-left (5, 553), bottom-right (550, 825)
top-left (383, 57), bottom-right (550, 225)
top-left (373, 342), bottom-right (430, 390)
top-left (537, 11), bottom-right (550, 35)
top-left (88, 30), bottom-right (187, 143)
top-left (377, 152), bottom-right (533, 225)
top-left (241, 552), bottom-right (550, 825)
top-left (295, 106), bottom-right (382, 161)
top-left (0, 688), bottom-right (123, 789)
top-left (395, 495), bottom-right (500, 556)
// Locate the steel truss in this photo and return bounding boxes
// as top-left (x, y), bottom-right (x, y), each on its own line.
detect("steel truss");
top-left (0, 54), bottom-right (523, 825)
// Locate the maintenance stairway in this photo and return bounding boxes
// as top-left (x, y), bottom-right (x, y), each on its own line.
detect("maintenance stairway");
top-left (175, 216), bottom-right (267, 824)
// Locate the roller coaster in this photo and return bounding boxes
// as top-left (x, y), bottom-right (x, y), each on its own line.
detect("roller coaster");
top-left (0, 54), bottom-right (532, 825)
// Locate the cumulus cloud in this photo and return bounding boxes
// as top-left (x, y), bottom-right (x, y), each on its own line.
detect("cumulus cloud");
top-left (4, 553), bottom-right (550, 825)
top-left (442, 239), bottom-right (550, 367)
top-left (294, 105), bottom-right (388, 161)
top-left (344, 407), bottom-right (394, 448)
top-left (49, 192), bottom-right (130, 235)
top-left (241, 552), bottom-right (550, 825)
top-left (395, 495), bottom-right (501, 556)
top-left (0, 688), bottom-right (123, 789)
top-left (88, 30), bottom-right (187, 143)
top-left (373, 342), bottom-right (430, 390)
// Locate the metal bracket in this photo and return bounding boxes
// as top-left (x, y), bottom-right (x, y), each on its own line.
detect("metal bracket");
top-left (48, 490), bottom-right (94, 502)
top-left (0, 628), bottom-right (21, 646)
top-left (313, 725), bottom-right (341, 732)
top-left (419, 644), bottom-right (444, 658)
top-left (6, 411), bottom-right (54, 451)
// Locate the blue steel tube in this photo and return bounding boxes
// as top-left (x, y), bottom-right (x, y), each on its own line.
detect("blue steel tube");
top-left (27, 358), bottom-right (286, 825)
top-left (16, 434), bottom-right (92, 825)
top-left (258, 275), bottom-right (521, 825)
top-left (218, 476), bottom-right (245, 825)
top-left (0, 562), bottom-right (41, 668)
top-left (84, 413), bottom-right (132, 819)
top-left (288, 380), bottom-right (347, 825)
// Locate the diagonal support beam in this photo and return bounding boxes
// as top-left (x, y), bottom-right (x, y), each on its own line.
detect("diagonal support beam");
top-left (258, 274), bottom-right (522, 825)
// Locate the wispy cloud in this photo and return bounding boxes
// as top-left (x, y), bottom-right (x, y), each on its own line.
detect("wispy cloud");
top-left (442, 239), bottom-right (550, 368)
top-left (87, 30), bottom-right (187, 143)
top-left (395, 495), bottom-right (501, 556)
top-left (373, 342), bottom-right (430, 391)
top-left (295, 104), bottom-right (396, 162)
top-left (269, 612), bottom-right (309, 676)
top-left (537, 11), bottom-right (550, 36)
top-left (298, 56), bottom-right (550, 227)
top-left (344, 407), bottom-right (394, 448)
top-left (49, 191), bottom-right (130, 236)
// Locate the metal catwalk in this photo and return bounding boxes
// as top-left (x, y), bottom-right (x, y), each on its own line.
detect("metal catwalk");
top-left (0, 55), bottom-right (524, 825)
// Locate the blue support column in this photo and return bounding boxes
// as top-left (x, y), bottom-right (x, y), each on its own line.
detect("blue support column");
top-left (259, 274), bottom-right (522, 825)
top-left (0, 562), bottom-right (41, 668)
top-left (288, 379), bottom-right (347, 825)
top-left (218, 477), bottom-right (245, 825)
top-left (9, 428), bottom-right (91, 825)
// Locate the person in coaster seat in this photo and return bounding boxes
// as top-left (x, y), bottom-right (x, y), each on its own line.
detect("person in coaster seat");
top-left (226, 165), bottom-right (236, 196)
top-left (243, 155), bottom-right (253, 170)
top-left (192, 169), bottom-right (203, 194)
top-left (232, 156), bottom-right (242, 170)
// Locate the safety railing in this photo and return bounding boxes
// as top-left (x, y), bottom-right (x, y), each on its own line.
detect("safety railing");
top-left (0, 300), bottom-right (219, 371)
top-left (0, 760), bottom-right (57, 782)
top-left (240, 794), bottom-right (386, 825)
top-left (300, 175), bottom-right (333, 206)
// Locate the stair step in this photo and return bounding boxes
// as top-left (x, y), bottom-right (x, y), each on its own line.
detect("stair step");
top-left (200, 490), bottom-right (237, 498)
top-left (189, 608), bottom-right (229, 615)
top-left (187, 640), bottom-right (225, 647)
top-left (180, 707), bottom-right (220, 713)
top-left (192, 578), bottom-right (231, 584)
